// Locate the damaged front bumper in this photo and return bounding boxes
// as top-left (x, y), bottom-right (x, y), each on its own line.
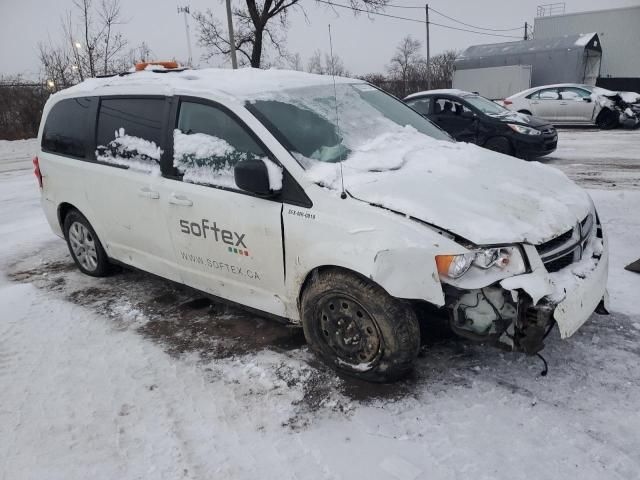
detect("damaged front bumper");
top-left (443, 216), bottom-right (608, 354)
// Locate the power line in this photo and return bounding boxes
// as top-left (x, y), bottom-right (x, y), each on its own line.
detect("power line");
top-left (315, 0), bottom-right (523, 39)
top-left (429, 6), bottom-right (523, 32)
top-left (316, 0), bottom-right (424, 23)
top-left (383, 2), bottom-right (524, 32)
top-left (429, 21), bottom-right (522, 39)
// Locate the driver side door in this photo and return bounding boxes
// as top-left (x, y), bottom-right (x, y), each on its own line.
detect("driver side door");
top-left (431, 98), bottom-right (478, 143)
top-left (159, 98), bottom-right (287, 316)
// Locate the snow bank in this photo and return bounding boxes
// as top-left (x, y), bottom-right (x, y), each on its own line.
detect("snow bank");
top-left (96, 128), bottom-right (162, 174)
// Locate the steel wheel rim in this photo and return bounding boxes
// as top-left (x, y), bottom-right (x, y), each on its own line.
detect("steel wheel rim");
top-left (69, 221), bottom-right (98, 271)
top-left (316, 294), bottom-right (382, 367)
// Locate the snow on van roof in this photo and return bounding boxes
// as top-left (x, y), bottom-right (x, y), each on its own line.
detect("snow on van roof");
top-left (54, 67), bottom-right (359, 102)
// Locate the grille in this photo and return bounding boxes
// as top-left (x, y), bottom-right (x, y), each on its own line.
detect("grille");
top-left (535, 214), bottom-right (595, 273)
top-left (536, 228), bottom-right (573, 256)
top-left (544, 253), bottom-right (575, 272)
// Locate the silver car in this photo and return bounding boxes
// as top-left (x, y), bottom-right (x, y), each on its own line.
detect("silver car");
top-left (504, 83), bottom-right (618, 128)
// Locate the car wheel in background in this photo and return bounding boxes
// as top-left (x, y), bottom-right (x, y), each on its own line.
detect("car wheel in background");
top-left (63, 209), bottom-right (112, 277)
top-left (300, 269), bottom-right (420, 382)
top-left (518, 110), bottom-right (532, 116)
top-left (484, 136), bottom-right (513, 156)
top-left (596, 108), bottom-right (619, 130)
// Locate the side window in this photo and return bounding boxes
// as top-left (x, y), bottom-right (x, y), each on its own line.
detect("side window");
top-left (96, 97), bottom-right (166, 174)
top-left (434, 98), bottom-right (471, 116)
top-left (537, 88), bottom-right (560, 100)
top-left (42, 97), bottom-right (92, 158)
top-left (560, 87), bottom-right (591, 101)
top-left (406, 98), bottom-right (431, 116)
top-left (173, 101), bottom-right (269, 188)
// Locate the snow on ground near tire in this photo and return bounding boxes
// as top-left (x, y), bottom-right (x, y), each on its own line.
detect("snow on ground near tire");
top-left (1, 134), bottom-right (640, 479)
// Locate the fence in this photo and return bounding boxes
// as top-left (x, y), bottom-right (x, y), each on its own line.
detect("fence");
top-left (0, 83), bottom-right (50, 140)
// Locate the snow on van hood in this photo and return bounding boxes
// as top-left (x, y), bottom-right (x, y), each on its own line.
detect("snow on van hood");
top-left (307, 127), bottom-right (591, 245)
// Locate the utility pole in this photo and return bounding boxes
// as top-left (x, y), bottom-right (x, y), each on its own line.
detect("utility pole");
top-left (177, 6), bottom-right (193, 67)
top-left (425, 3), bottom-right (431, 90)
top-left (524, 21), bottom-right (528, 40)
top-left (225, 0), bottom-right (238, 69)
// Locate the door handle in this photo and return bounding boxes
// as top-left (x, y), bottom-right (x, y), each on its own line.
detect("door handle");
top-left (168, 193), bottom-right (193, 206)
top-left (138, 187), bottom-right (159, 199)
top-left (559, 102), bottom-right (568, 105)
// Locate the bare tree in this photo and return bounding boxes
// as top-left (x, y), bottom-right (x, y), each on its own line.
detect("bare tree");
top-left (307, 49), bottom-right (348, 76)
top-left (287, 52), bottom-right (304, 71)
top-left (387, 35), bottom-right (424, 96)
top-left (39, 0), bottom-right (129, 88)
top-left (194, 0), bottom-right (389, 69)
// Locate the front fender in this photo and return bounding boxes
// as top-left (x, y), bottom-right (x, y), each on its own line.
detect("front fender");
top-left (372, 247), bottom-right (445, 305)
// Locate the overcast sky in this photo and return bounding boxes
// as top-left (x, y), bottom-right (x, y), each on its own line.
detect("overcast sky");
top-left (1, 0), bottom-right (638, 79)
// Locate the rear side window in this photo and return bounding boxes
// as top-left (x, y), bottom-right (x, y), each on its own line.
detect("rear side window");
top-left (96, 97), bottom-right (166, 173)
top-left (42, 97), bottom-right (92, 158)
top-left (173, 101), bottom-right (268, 188)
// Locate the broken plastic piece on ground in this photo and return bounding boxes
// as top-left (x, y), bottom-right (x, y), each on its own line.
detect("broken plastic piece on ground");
top-left (624, 258), bottom-right (640, 273)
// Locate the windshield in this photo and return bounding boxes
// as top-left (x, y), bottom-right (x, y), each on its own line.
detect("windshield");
top-left (247, 83), bottom-right (450, 165)
top-left (464, 95), bottom-right (509, 116)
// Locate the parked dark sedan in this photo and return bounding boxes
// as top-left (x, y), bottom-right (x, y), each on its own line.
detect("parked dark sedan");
top-left (403, 89), bottom-right (557, 159)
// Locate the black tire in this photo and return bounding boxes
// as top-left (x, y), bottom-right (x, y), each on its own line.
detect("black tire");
top-left (518, 110), bottom-right (532, 116)
top-left (63, 209), bottom-right (112, 277)
top-left (484, 136), bottom-right (513, 156)
top-left (595, 108), bottom-right (619, 130)
top-left (300, 269), bottom-right (420, 382)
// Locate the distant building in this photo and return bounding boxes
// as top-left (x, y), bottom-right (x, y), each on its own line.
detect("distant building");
top-left (453, 33), bottom-right (601, 98)
top-left (534, 5), bottom-right (640, 91)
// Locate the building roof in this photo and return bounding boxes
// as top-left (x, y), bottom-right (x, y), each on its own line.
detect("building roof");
top-left (457, 33), bottom-right (600, 62)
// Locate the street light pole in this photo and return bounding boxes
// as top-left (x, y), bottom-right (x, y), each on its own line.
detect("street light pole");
top-left (425, 3), bottom-right (430, 90)
top-left (225, 0), bottom-right (238, 69)
top-left (177, 6), bottom-right (193, 67)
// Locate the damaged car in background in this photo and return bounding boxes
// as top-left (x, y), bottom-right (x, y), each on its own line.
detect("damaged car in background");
top-left (36, 66), bottom-right (609, 383)
top-left (504, 83), bottom-right (640, 129)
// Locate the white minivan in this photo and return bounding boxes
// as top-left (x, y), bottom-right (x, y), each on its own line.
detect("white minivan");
top-left (35, 66), bottom-right (609, 381)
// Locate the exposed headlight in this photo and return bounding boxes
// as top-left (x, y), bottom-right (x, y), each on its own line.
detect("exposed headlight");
top-left (436, 246), bottom-right (526, 287)
top-left (507, 123), bottom-right (541, 135)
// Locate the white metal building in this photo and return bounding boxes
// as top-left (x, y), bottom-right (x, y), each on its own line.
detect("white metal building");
top-left (534, 5), bottom-right (640, 91)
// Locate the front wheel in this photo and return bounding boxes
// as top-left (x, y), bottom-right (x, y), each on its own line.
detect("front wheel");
top-left (596, 108), bottom-right (619, 129)
top-left (300, 270), bottom-right (420, 382)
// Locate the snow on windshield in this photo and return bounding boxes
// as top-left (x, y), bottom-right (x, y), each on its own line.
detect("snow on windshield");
top-left (249, 83), bottom-right (450, 168)
top-left (96, 128), bottom-right (162, 174)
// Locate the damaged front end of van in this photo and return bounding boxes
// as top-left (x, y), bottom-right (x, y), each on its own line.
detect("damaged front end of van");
top-left (435, 210), bottom-right (608, 355)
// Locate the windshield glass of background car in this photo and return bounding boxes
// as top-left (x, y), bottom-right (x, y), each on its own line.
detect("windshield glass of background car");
top-left (464, 96), bottom-right (508, 116)
top-left (247, 83), bottom-right (450, 165)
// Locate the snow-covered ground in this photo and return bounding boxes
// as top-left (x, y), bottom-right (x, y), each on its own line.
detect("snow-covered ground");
top-left (1, 131), bottom-right (639, 480)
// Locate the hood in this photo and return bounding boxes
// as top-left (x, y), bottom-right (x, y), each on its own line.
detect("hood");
top-left (488, 111), bottom-right (550, 128)
top-left (307, 128), bottom-right (590, 245)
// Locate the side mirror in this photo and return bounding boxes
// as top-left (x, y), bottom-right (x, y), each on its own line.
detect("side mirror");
top-left (583, 97), bottom-right (592, 103)
top-left (234, 159), bottom-right (279, 196)
top-left (462, 111), bottom-right (476, 120)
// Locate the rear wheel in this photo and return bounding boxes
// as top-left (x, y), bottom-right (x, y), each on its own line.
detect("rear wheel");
top-left (300, 269), bottom-right (420, 382)
top-left (63, 209), bottom-right (111, 277)
top-left (596, 108), bottom-right (619, 129)
top-left (484, 136), bottom-right (513, 156)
